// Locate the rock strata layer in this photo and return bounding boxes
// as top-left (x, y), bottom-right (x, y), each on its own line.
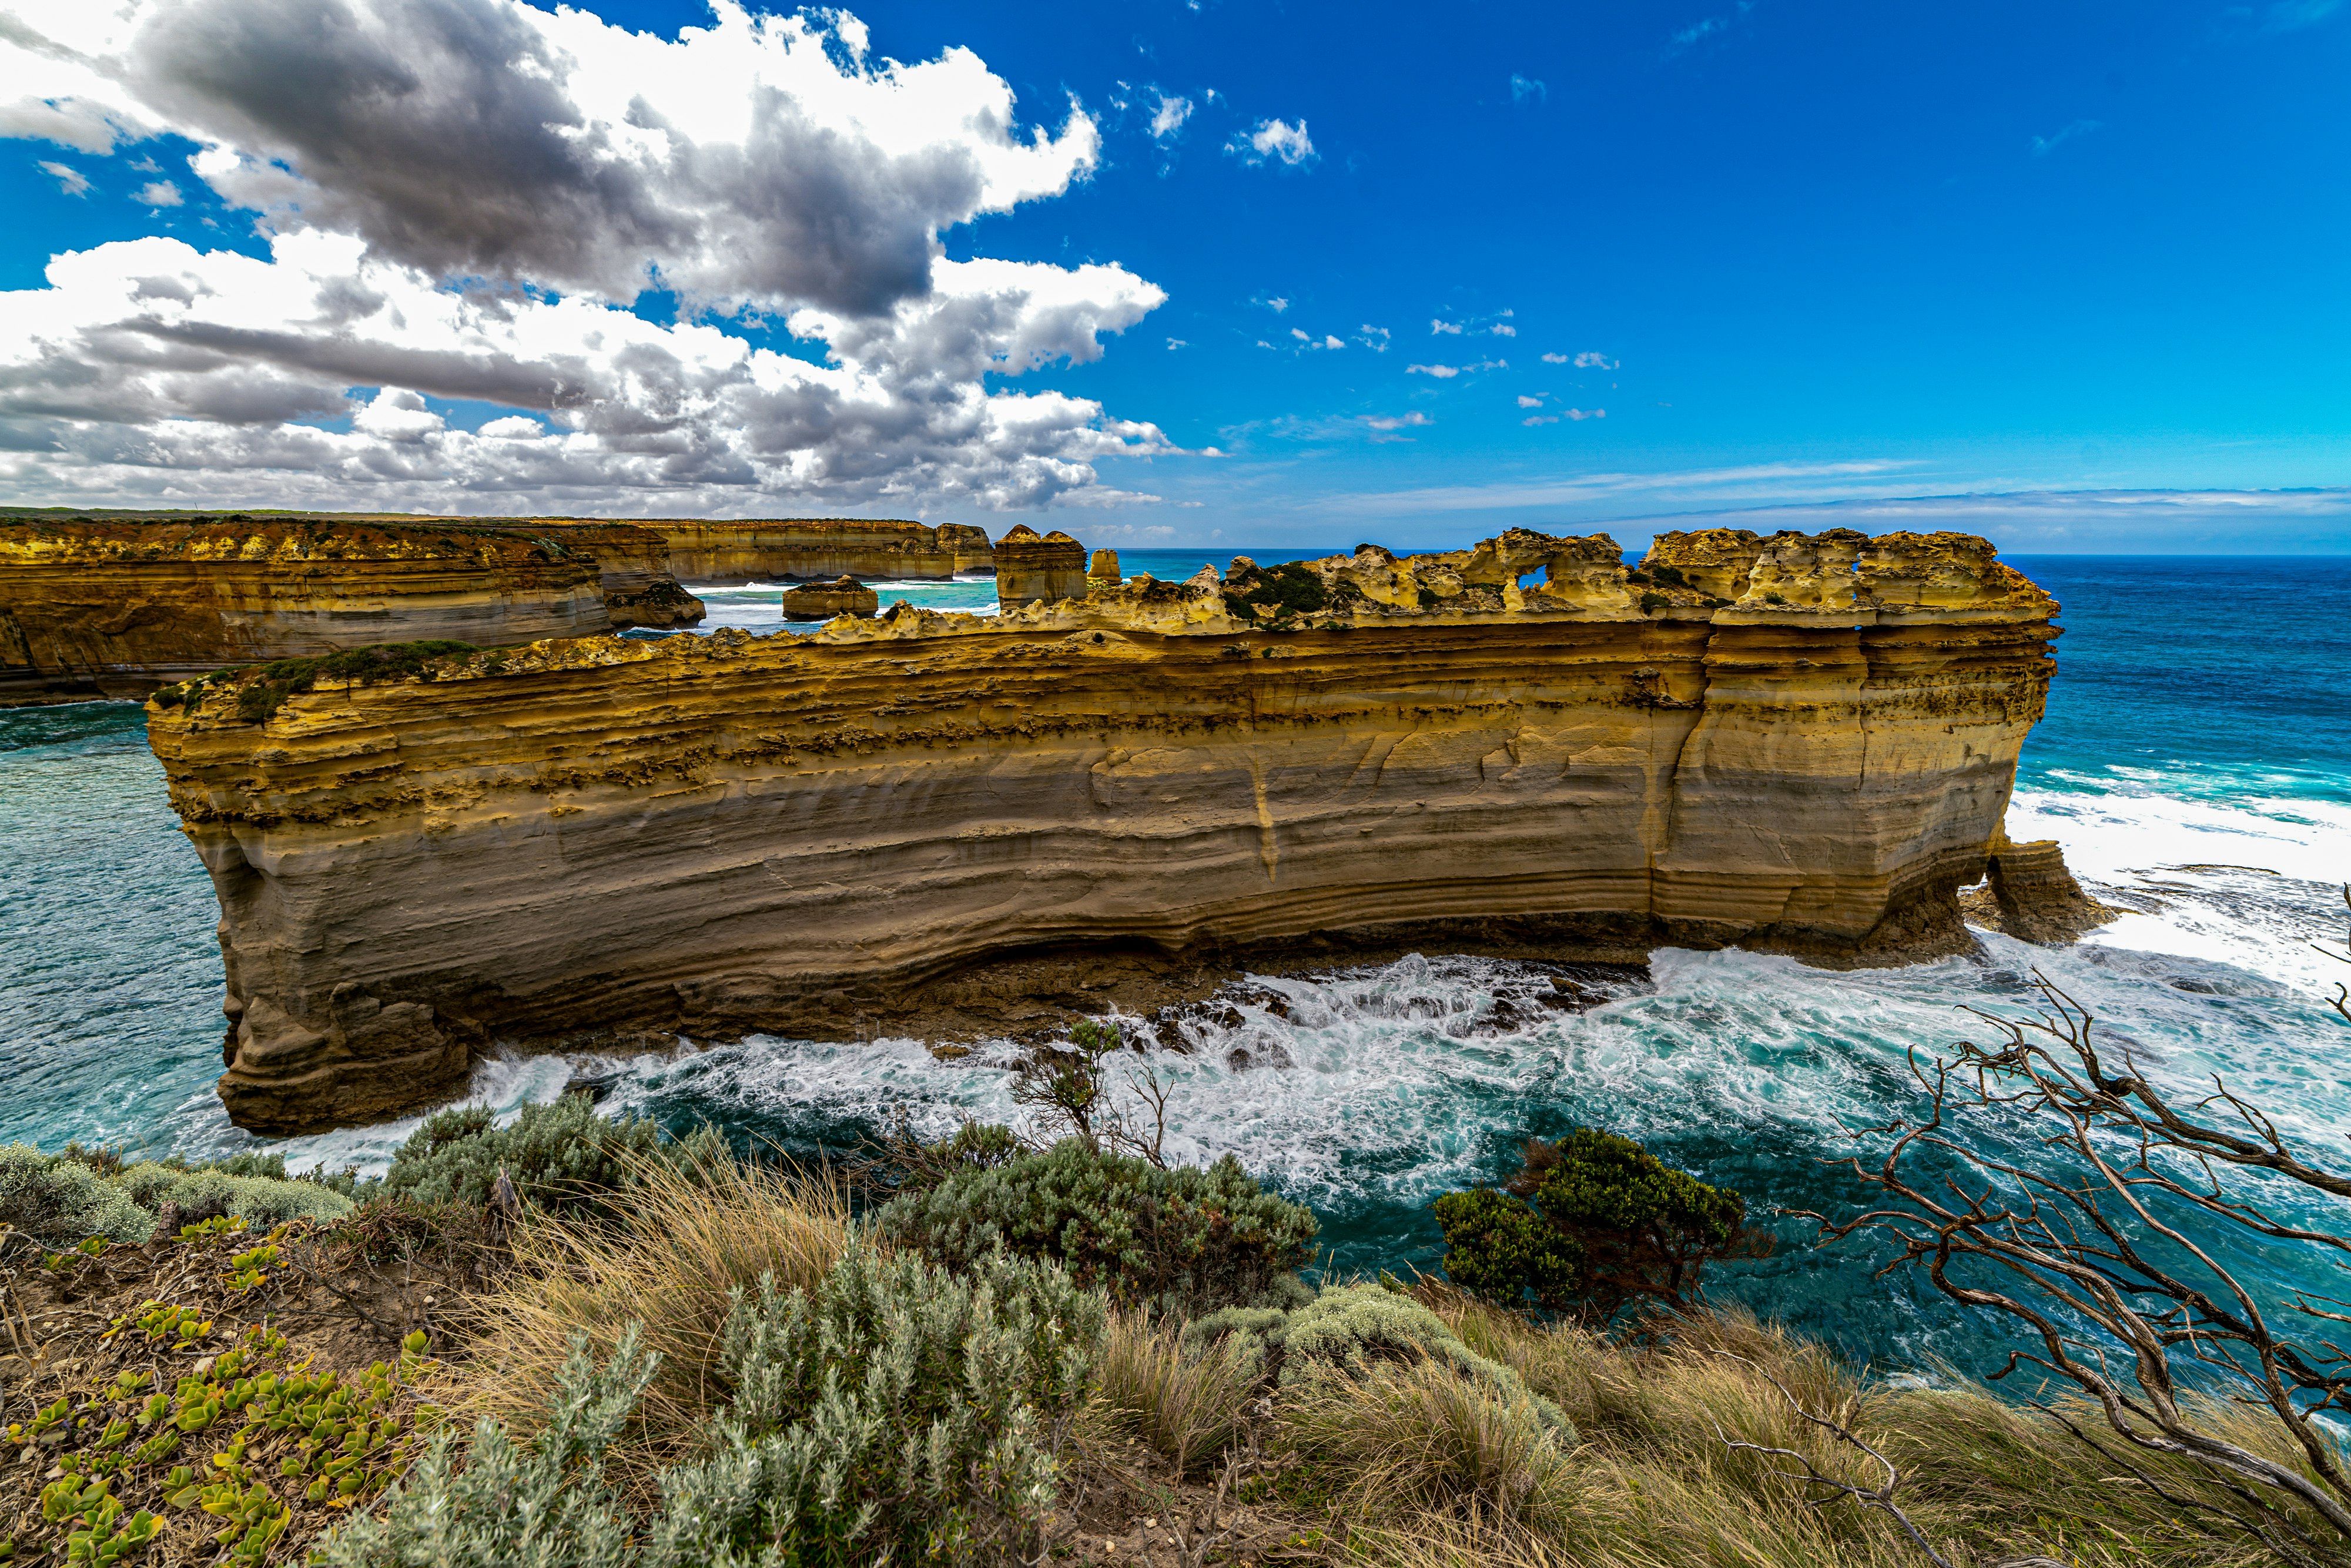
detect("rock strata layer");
top-left (1967, 835), bottom-right (2120, 944)
top-left (148, 526), bottom-right (2060, 1133)
top-left (1, 517), bottom-right (675, 705)
top-left (607, 518), bottom-right (994, 583)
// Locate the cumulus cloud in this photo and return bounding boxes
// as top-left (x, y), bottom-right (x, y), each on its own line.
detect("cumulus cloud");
top-left (1490, 323), bottom-right (1516, 337)
top-left (1524, 407), bottom-right (1603, 425)
top-left (2, 0), bottom-right (1100, 318)
top-left (1572, 350), bottom-right (1616, 368)
top-left (1357, 324), bottom-right (1389, 351)
top-left (1408, 363), bottom-right (1461, 378)
top-left (132, 179), bottom-right (180, 206)
top-left (1516, 394), bottom-right (1542, 408)
top-left (1430, 319), bottom-right (1463, 336)
top-left (0, 1), bottom-right (1174, 511)
top-left (1230, 117), bottom-right (1315, 167)
top-left (1510, 73), bottom-right (1546, 102)
top-left (1540, 351), bottom-right (1569, 364)
top-left (1149, 93), bottom-right (1194, 140)
top-left (1322, 334), bottom-right (1342, 349)
top-left (38, 160), bottom-right (89, 196)
top-left (1362, 412), bottom-right (1432, 431)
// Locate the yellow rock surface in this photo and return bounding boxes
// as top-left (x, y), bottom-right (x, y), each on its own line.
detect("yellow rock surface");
top-left (146, 526), bottom-right (2059, 1133)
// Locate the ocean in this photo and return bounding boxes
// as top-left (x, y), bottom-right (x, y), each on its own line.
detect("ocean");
top-left (4, 553), bottom-right (2347, 1373)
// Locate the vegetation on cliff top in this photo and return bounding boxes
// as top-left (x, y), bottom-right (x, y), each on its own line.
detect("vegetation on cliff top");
top-left (11, 973), bottom-right (2351, 1566)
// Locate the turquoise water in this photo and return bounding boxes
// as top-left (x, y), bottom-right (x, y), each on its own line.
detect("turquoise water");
top-left (4, 554), bottom-right (2347, 1373)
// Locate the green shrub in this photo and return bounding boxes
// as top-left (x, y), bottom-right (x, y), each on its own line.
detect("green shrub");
top-left (0, 1143), bottom-right (156, 1247)
top-left (113, 1164), bottom-right (353, 1229)
top-left (324, 1245), bottom-right (1104, 1567)
top-left (1434, 1130), bottom-right (1754, 1323)
top-left (873, 1140), bottom-right (1318, 1317)
top-left (1224, 561), bottom-right (1330, 622)
top-left (1185, 1283), bottom-right (1573, 1437)
top-left (384, 1093), bottom-right (663, 1216)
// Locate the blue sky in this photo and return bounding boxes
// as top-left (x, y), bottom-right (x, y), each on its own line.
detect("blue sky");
top-left (3, 0), bottom-right (2347, 551)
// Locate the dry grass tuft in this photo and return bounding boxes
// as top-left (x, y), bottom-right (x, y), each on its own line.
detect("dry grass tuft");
top-left (443, 1144), bottom-right (850, 1485)
top-left (1087, 1306), bottom-right (1261, 1477)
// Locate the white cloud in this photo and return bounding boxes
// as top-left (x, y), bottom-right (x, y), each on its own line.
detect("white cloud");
top-left (38, 160), bottom-right (89, 196)
top-left (1, 0), bottom-right (1101, 318)
top-left (1490, 323), bottom-right (1516, 337)
top-left (1406, 363), bottom-right (1460, 378)
top-left (1526, 406), bottom-right (1604, 426)
top-left (1510, 73), bottom-right (1546, 102)
top-left (1572, 350), bottom-right (1617, 368)
top-left (1149, 93), bottom-right (1194, 140)
top-left (1230, 117), bottom-right (1315, 167)
top-left (1322, 334), bottom-right (1342, 349)
top-left (1362, 412), bottom-right (1432, 431)
top-left (1357, 324), bottom-right (1389, 351)
top-left (1258, 295), bottom-right (1290, 313)
top-left (2030, 119), bottom-right (2104, 157)
top-left (132, 179), bottom-right (181, 207)
top-left (1522, 414), bottom-right (1556, 426)
top-left (0, 1), bottom-right (1174, 511)
top-left (1516, 394), bottom-right (1542, 408)
top-left (1291, 327), bottom-right (1310, 341)
top-left (1540, 351), bottom-right (1569, 364)
top-left (1166, 337), bottom-right (1187, 349)
top-left (1430, 319), bottom-right (1463, 335)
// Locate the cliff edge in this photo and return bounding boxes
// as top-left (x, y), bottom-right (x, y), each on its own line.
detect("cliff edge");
top-left (146, 525), bottom-right (2059, 1133)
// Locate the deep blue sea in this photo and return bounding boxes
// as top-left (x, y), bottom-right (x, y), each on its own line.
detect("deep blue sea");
top-left (5, 554), bottom-right (2348, 1375)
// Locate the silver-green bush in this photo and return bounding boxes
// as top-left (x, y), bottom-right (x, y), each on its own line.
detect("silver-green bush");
top-left (0, 1143), bottom-right (155, 1246)
top-left (321, 1242), bottom-right (1104, 1567)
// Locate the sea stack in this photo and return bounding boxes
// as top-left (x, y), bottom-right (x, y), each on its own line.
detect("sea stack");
top-left (779, 576), bottom-right (880, 619)
top-left (148, 525), bottom-right (2062, 1134)
top-left (996, 527), bottom-right (1089, 606)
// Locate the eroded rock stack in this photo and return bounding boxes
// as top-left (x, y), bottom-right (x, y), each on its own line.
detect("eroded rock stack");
top-left (994, 526), bottom-right (1089, 606)
top-left (779, 576), bottom-right (880, 619)
top-left (148, 524), bottom-right (2063, 1133)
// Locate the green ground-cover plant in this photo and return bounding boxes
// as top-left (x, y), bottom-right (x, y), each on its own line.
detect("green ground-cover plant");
top-left (1223, 560), bottom-right (1333, 624)
top-left (873, 1138), bottom-right (1318, 1317)
top-left (1434, 1130), bottom-right (1760, 1324)
top-left (1, 1305), bottom-right (436, 1567)
top-left (324, 1244), bottom-right (1103, 1568)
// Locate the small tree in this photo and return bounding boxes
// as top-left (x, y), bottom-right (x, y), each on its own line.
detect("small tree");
top-left (1011, 1016), bottom-right (1174, 1167)
top-left (1816, 960), bottom-right (2351, 1563)
top-left (1434, 1129), bottom-right (1760, 1323)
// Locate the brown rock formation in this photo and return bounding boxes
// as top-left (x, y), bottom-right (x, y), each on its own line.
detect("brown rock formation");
top-left (1, 517), bottom-right (625, 705)
top-left (149, 526), bottom-right (2061, 1133)
top-left (602, 518), bottom-right (995, 583)
top-left (1965, 834), bottom-right (2120, 945)
top-left (1088, 548), bottom-right (1123, 587)
top-left (493, 522), bottom-right (705, 629)
top-left (996, 526), bottom-right (1089, 606)
top-left (778, 576), bottom-right (880, 619)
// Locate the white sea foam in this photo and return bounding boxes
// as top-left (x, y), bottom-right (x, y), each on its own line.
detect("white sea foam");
top-left (2008, 786), bottom-right (2351, 994)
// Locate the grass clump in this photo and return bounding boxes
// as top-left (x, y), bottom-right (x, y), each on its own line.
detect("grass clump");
top-left (872, 1137), bottom-right (1318, 1317)
top-left (1090, 1307), bottom-right (1262, 1479)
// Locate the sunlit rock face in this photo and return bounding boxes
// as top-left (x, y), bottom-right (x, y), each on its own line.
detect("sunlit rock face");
top-left (146, 527), bottom-right (2059, 1133)
top-left (0, 516), bottom-right (643, 705)
top-left (994, 525), bottom-right (1088, 605)
top-left (604, 518), bottom-right (995, 583)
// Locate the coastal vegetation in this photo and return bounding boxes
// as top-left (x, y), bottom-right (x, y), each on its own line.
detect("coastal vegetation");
top-left (6, 968), bottom-right (2349, 1565)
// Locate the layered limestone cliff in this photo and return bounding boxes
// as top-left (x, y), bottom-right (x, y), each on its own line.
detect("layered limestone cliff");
top-left (615, 519), bottom-right (995, 583)
top-left (489, 522), bottom-right (705, 629)
top-left (148, 525), bottom-right (2060, 1133)
top-left (1, 517), bottom-right (634, 705)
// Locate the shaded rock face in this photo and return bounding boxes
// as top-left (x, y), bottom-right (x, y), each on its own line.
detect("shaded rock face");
top-left (150, 526), bottom-right (2060, 1134)
top-left (996, 525), bottom-right (1089, 606)
top-left (615, 518), bottom-right (994, 583)
top-left (0, 517), bottom-right (621, 705)
top-left (497, 522), bottom-right (706, 629)
top-left (778, 576), bottom-right (879, 619)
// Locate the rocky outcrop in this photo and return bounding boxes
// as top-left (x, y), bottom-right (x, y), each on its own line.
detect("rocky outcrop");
top-left (492, 522), bottom-right (705, 629)
top-left (1966, 835), bottom-right (2120, 944)
top-left (778, 577), bottom-right (879, 619)
top-left (611, 519), bottom-right (994, 583)
top-left (1, 517), bottom-right (630, 705)
top-left (149, 525), bottom-right (2060, 1133)
top-left (996, 526), bottom-right (1089, 606)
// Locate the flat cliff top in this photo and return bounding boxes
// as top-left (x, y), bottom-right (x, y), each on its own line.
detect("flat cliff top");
top-left (1, 516), bottom-right (622, 568)
top-left (145, 524), bottom-right (2055, 736)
